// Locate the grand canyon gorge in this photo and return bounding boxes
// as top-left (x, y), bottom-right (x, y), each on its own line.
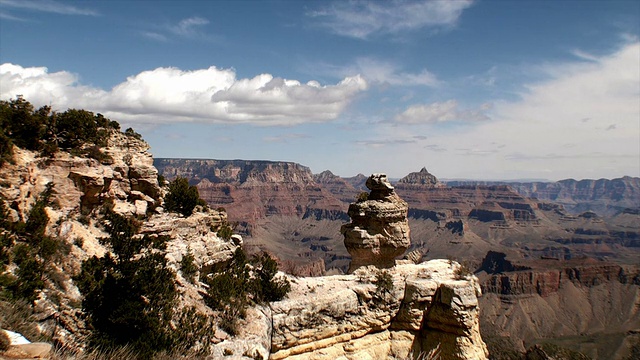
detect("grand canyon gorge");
top-left (154, 158), bottom-right (640, 359)
top-left (1, 1), bottom-right (639, 359)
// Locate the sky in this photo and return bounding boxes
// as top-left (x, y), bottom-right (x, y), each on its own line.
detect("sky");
top-left (1, 0), bottom-right (639, 181)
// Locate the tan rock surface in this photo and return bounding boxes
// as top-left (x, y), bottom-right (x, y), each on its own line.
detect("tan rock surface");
top-left (270, 260), bottom-right (488, 360)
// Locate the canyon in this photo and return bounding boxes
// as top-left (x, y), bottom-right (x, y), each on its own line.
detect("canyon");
top-left (0, 126), bottom-right (489, 359)
top-left (155, 158), bottom-right (640, 358)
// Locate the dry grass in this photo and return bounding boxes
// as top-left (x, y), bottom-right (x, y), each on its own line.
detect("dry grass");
top-left (0, 299), bottom-right (45, 342)
top-left (49, 345), bottom-right (210, 360)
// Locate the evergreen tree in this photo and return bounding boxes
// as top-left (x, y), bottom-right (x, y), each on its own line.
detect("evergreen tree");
top-left (164, 177), bottom-right (203, 217)
top-left (75, 211), bottom-right (178, 357)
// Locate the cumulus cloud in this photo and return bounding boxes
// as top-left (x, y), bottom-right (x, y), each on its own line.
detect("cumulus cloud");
top-left (308, 0), bottom-right (474, 39)
top-left (0, 0), bottom-right (98, 16)
top-left (0, 63), bottom-right (368, 126)
top-left (394, 100), bottom-right (491, 124)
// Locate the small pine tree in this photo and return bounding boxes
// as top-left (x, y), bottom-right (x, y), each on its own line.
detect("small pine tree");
top-left (180, 248), bottom-right (198, 284)
top-left (252, 253), bottom-right (291, 303)
top-left (164, 177), bottom-right (201, 217)
top-left (374, 270), bottom-right (393, 301)
top-left (75, 211), bottom-right (179, 357)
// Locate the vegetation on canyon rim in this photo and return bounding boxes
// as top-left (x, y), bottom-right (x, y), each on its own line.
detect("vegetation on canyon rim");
top-left (0, 99), bottom-right (290, 358)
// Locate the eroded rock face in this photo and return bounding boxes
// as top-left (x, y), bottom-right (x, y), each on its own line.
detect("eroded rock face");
top-left (270, 261), bottom-right (488, 360)
top-left (341, 173), bottom-right (411, 273)
top-left (0, 132), bottom-right (161, 221)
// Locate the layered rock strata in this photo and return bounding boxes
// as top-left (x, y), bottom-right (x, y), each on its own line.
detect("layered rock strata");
top-left (154, 159), bottom-right (347, 224)
top-left (341, 174), bottom-right (411, 273)
top-left (269, 261), bottom-right (488, 360)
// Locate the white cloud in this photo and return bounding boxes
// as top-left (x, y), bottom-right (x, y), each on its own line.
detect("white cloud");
top-left (170, 16), bottom-right (209, 36)
top-left (0, 0), bottom-right (98, 16)
top-left (356, 138), bottom-right (416, 148)
top-left (394, 100), bottom-right (491, 124)
top-left (139, 17), bottom-right (213, 42)
top-left (141, 31), bottom-right (168, 42)
top-left (308, 0), bottom-right (474, 39)
top-left (334, 58), bottom-right (439, 87)
top-left (354, 41), bottom-right (639, 180)
top-left (0, 63), bottom-right (368, 126)
top-left (0, 11), bottom-right (26, 21)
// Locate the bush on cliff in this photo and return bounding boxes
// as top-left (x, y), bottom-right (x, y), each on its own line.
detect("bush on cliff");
top-left (75, 211), bottom-right (178, 357)
top-left (164, 177), bottom-right (206, 217)
top-left (0, 98), bottom-right (121, 164)
top-left (0, 184), bottom-right (69, 303)
top-left (202, 248), bottom-right (290, 335)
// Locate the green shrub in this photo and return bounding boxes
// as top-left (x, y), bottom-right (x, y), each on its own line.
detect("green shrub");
top-left (75, 211), bottom-right (179, 357)
top-left (252, 253), bottom-right (291, 304)
top-left (202, 248), bottom-right (290, 334)
top-left (217, 223), bottom-right (233, 240)
top-left (0, 98), bottom-right (122, 162)
top-left (356, 192), bottom-right (369, 202)
top-left (124, 127), bottom-right (142, 140)
top-left (172, 306), bottom-right (215, 354)
top-left (164, 177), bottom-right (201, 217)
top-left (374, 270), bottom-right (393, 300)
top-left (180, 249), bottom-right (197, 284)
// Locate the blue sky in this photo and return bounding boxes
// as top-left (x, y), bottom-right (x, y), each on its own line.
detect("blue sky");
top-left (1, 0), bottom-right (639, 180)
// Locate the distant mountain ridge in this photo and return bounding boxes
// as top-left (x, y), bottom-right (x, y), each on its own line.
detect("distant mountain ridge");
top-left (154, 158), bottom-right (347, 226)
top-left (446, 176), bottom-right (640, 216)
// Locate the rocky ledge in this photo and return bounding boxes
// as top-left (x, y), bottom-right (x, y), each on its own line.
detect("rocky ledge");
top-left (268, 261), bottom-right (488, 360)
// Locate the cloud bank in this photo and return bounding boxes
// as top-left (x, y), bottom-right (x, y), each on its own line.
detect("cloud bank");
top-left (350, 41), bottom-right (639, 180)
top-left (0, 64), bottom-right (368, 126)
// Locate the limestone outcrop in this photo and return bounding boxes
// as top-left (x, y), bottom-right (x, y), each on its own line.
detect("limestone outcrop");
top-left (0, 132), bottom-right (161, 221)
top-left (0, 133), bottom-right (242, 351)
top-left (341, 173), bottom-right (411, 273)
top-left (269, 260), bottom-right (488, 360)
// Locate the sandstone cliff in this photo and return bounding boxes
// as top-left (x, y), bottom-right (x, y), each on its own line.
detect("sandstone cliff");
top-left (477, 252), bottom-right (640, 358)
top-left (0, 133), bottom-right (240, 351)
top-left (154, 159), bottom-right (348, 225)
top-left (269, 261), bottom-right (488, 360)
top-left (446, 177), bottom-right (640, 216)
top-left (313, 170), bottom-right (361, 204)
top-left (396, 167), bottom-right (442, 188)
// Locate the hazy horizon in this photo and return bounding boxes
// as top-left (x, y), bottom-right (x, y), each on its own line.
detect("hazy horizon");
top-left (1, 0), bottom-right (638, 181)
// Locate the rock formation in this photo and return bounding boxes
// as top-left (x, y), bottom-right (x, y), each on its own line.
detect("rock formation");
top-left (154, 159), bottom-right (348, 224)
top-left (341, 173), bottom-right (411, 273)
top-left (0, 133), bottom-right (241, 351)
top-left (269, 261), bottom-right (488, 360)
top-left (396, 167), bottom-right (442, 188)
top-left (446, 176), bottom-right (640, 216)
top-left (313, 170), bottom-right (361, 204)
top-left (1, 131), bottom-right (161, 221)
